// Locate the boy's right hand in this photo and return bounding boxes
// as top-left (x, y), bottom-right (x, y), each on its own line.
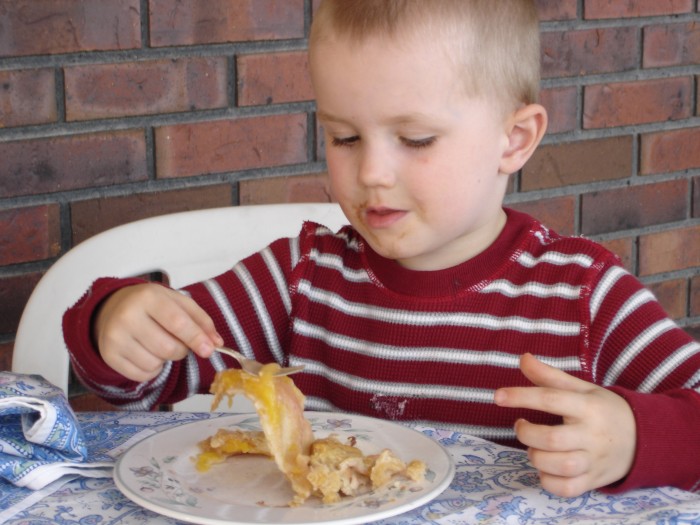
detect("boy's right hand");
top-left (94, 283), bottom-right (224, 382)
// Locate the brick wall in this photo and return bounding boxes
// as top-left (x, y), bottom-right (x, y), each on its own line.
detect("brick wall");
top-left (1, 1), bottom-right (699, 405)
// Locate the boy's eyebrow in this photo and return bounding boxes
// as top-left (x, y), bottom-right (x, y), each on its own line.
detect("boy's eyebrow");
top-left (315, 110), bottom-right (346, 124)
top-left (316, 110), bottom-right (441, 126)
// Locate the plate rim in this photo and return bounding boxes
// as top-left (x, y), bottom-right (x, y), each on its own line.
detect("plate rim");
top-left (114, 411), bottom-right (455, 525)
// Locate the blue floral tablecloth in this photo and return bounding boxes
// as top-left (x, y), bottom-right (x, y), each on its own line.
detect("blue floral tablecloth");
top-left (2, 411), bottom-right (700, 525)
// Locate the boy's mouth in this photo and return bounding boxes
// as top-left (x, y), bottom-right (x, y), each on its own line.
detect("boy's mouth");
top-left (363, 206), bottom-right (407, 229)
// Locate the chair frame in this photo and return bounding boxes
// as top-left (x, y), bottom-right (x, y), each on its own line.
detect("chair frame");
top-left (12, 203), bottom-right (347, 410)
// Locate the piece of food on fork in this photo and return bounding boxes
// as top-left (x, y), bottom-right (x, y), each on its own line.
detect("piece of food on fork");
top-left (207, 362), bottom-right (315, 505)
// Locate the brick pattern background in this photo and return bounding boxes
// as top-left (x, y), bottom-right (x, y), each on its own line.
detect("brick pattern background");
top-left (1, 0), bottom-right (699, 409)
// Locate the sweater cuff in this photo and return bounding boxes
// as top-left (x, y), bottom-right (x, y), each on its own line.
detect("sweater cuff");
top-left (602, 386), bottom-right (700, 493)
top-left (62, 276), bottom-right (147, 388)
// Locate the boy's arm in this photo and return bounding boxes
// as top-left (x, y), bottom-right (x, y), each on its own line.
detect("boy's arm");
top-left (496, 258), bottom-right (700, 496)
top-left (63, 231), bottom-right (306, 408)
top-left (588, 264), bottom-right (700, 492)
top-left (605, 386), bottom-right (700, 493)
top-left (496, 355), bottom-right (700, 496)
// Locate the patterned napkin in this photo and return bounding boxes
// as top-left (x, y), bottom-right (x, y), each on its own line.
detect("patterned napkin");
top-left (0, 372), bottom-right (112, 490)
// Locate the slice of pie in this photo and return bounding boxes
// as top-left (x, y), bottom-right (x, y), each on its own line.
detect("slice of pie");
top-left (197, 363), bottom-right (426, 506)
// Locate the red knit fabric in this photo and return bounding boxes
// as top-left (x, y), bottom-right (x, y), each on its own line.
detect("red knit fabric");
top-left (63, 208), bottom-right (700, 492)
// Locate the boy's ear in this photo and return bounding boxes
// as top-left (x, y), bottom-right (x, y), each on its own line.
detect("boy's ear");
top-left (499, 103), bottom-right (548, 175)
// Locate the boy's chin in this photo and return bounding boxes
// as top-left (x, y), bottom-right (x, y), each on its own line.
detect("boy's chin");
top-left (370, 242), bottom-right (432, 270)
top-left (364, 238), bottom-right (411, 263)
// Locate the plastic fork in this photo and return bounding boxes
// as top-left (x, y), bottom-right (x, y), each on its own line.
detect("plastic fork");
top-left (214, 346), bottom-right (304, 377)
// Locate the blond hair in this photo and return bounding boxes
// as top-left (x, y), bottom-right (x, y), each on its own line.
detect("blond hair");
top-left (309, 0), bottom-right (541, 109)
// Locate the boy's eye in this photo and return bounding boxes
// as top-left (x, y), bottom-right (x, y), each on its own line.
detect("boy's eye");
top-left (400, 136), bottom-right (436, 149)
top-left (329, 135), bottom-right (436, 149)
top-left (330, 136), bottom-right (359, 148)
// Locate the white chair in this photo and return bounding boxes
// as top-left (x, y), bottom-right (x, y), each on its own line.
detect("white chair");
top-left (12, 203), bottom-right (348, 411)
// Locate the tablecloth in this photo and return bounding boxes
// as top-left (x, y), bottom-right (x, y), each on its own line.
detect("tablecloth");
top-left (3, 411), bottom-right (700, 525)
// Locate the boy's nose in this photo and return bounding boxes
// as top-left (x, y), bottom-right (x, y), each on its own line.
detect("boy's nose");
top-left (357, 146), bottom-right (395, 187)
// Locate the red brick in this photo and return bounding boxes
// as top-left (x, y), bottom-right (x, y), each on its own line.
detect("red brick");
top-left (686, 324), bottom-right (700, 341)
top-left (155, 114), bottom-right (308, 179)
top-left (0, 272), bottom-right (42, 334)
top-left (640, 127), bottom-right (700, 175)
top-left (539, 87), bottom-right (578, 134)
top-left (71, 185), bottom-right (233, 245)
top-left (693, 176), bottom-right (700, 218)
top-left (237, 51), bottom-right (313, 106)
top-left (65, 58), bottom-right (228, 121)
top-left (536, 0), bottom-right (578, 20)
top-left (0, 0), bottom-right (140, 58)
top-left (540, 27), bottom-right (638, 78)
top-left (644, 23), bottom-right (700, 68)
top-left (598, 237), bottom-right (634, 272)
top-left (584, 0), bottom-right (693, 19)
top-left (149, 0), bottom-right (304, 47)
top-left (0, 130), bottom-right (148, 198)
top-left (691, 275), bottom-right (700, 316)
top-left (647, 278), bottom-right (689, 320)
top-left (239, 172), bottom-right (332, 205)
top-left (584, 77), bottom-right (692, 128)
top-left (581, 179), bottom-right (688, 235)
top-left (508, 196), bottom-right (576, 236)
top-left (0, 205), bottom-right (61, 265)
top-left (0, 341), bottom-right (12, 372)
top-left (522, 136), bottom-right (632, 191)
top-left (0, 69), bottom-right (57, 127)
top-left (639, 225), bottom-right (700, 276)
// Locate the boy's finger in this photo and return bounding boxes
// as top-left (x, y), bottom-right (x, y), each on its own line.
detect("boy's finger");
top-left (149, 294), bottom-right (220, 358)
top-left (121, 346), bottom-right (167, 380)
top-left (111, 356), bottom-right (163, 383)
top-left (527, 447), bottom-right (590, 479)
top-left (538, 471), bottom-right (590, 499)
top-left (102, 333), bottom-right (166, 383)
top-left (135, 316), bottom-right (190, 361)
top-left (495, 385), bottom-right (587, 419)
top-left (178, 293), bottom-right (224, 343)
top-left (514, 418), bottom-right (584, 452)
top-left (519, 353), bottom-right (592, 393)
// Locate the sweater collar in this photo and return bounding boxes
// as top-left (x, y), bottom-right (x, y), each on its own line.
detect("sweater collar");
top-left (360, 208), bottom-right (536, 297)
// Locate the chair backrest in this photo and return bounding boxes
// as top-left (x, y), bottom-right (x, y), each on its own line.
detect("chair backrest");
top-left (12, 203), bottom-right (348, 411)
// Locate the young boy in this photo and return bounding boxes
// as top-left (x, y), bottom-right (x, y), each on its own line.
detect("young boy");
top-left (63, 0), bottom-right (700, 499)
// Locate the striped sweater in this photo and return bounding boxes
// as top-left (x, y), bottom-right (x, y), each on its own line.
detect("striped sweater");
top-left (64, 208), bottom-right (700, 492)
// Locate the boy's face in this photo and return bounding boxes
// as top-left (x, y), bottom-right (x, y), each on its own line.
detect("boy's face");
top-left (311, 33), bottom-right (513, 271)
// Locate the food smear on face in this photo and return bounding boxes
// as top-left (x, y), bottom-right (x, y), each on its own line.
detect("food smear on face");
top-left (196, 363), bottom-right (426, 506)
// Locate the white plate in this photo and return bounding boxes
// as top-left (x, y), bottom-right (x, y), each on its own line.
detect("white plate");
top-left (114, 411), bottom-right (454, 525)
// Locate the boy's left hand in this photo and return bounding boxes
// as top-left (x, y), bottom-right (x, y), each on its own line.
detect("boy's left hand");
top-left (494, 353), bottom-right (636, 498)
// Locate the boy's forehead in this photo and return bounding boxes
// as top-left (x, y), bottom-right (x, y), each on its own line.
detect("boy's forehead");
top-left (311, 31), bottom-right (468, 97)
